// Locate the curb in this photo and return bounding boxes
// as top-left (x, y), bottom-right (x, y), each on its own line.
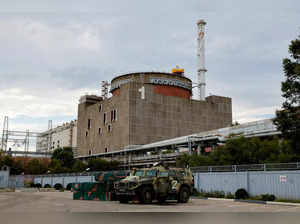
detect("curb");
top-left (193, 196), bottom-right (300, 207)
top-left (235, 199), bottom-right (266, 204)
top-left (208, 197), bottom-right (234, 202)
top-left (267, 201), bottom-right (300, 207)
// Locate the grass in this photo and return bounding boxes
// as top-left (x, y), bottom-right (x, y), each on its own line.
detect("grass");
top-left (0, 188), bottom-right (15, 192)
top-left (275, 198), bottom-right (300, 204)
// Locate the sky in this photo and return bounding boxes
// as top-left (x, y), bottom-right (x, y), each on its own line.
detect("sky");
top-left (0, 0), bottom-right (299, 135)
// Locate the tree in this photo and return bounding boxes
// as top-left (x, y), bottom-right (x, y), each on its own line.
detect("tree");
top-left (176, 137), bottom-right (297, 167)
top-left (109, 160), bottom-right (121, 170)
top-left (51, 147), bottom-right (75, 169)
top-left (11, 159), bottom-right (24, 175)
top-left (25, 159), bottom-right (48, 175)
top-left (1, 154), bottom-right (14, 168)
top-left (87, 158), bottom-right (109, 171)
top-left (274, 35), bottom-right (300, 154)
top-left (72, 160), bottom-right (88, 172)
top-left (49, 159), bottom-right (70, 173)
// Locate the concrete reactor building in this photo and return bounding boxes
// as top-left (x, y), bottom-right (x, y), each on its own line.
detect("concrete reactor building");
top-left (76, 20), bottom-right (232, 158)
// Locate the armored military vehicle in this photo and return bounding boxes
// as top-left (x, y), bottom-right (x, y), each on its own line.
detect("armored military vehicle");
top-left (114, 165), bottom-right (194, 204)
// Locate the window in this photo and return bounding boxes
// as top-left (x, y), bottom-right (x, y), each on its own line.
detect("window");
top-left (104, 112), bottom-right (107, 124)
top-left (88, 150), bottom-right (92, 155)
top-left (99, 104), bottom-right (102, 112)
top-left (86, 131), bottom-right (88, 137)
top-left (114, 109), bottom-right (117, 121)
top-left (168, 170), bottom-right (176, 177)
top-left (108, 124), bottom-right (112, 132)
top-left (146, 170), bottom-right (157, 177)
top-left (98, 128), bottom-right (102, 135)
top-left (111, 109), bottom-right (117, 122)
top-left (158, 171), bottom-right (169, 177)
top-left (88, 119), bottom-right (91, 129)
top-left (105, 148), bottom-right (108, 153)
top-left (134, 170), bottom-right (145, 177)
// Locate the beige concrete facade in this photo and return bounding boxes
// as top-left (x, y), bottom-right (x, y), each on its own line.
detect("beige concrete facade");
top-left (36, 120), bottom-right (77, 153)
top-left (77, 72), bottom-right (232, 157)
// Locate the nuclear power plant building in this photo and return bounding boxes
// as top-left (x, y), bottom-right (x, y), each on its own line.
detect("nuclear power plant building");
top-left (76, 71), bottom-right (232, 157)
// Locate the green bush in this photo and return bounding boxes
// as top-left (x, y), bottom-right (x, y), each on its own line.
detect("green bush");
top-left (269, 194), bottom-right (276, 201)
top-left (260, 194), bottom-right (276, 201)
top-left (225, 192), bottom-right (235, 199)
top-left (192, 188), bottom-right (200, 196)
top-left (214, 191), bottom-right (225, 198)
top-left (235, 188), bottom-right (249, 200)
top-left (25, 181), bottom-right (33, 188)
top-left (198, 190), bottom-right (225, 198)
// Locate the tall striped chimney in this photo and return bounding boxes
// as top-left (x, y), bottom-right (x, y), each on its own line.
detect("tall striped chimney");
top-left (197, 19), bottom-right (207, 101)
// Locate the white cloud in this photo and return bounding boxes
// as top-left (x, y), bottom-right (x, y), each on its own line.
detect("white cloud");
top-left (233, 105), bottom-right (280, 124)
top-left (0, 87), bottom-right (99, 120)
top-left (0, 0), bottom-right (299, 135)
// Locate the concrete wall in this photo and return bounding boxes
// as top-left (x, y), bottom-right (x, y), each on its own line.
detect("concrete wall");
top-left (0, 171), bottom-right (9, 188)
top-left (72, 125), bottom-right (77, 148)
top-left (34, 175), bottom-right (95, 188)
top-left (8, 176), bottom-right (25, 188)
top-left (194, 170), bottom-right (300, 200)
top-left (52, 128), bottom-right (71, 149)
top-left (36, 121), bottom-right (77, 152)
top-left (77, 84), bottom-right (130, 156)
top-left (129, 82), bottom-right (232, 145)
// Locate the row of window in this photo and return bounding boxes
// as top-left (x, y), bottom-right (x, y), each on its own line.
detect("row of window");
top-left (98, 104), bottom-right (117, 123)
top-left (87, 109), bottom-right (117, 130)
top-left (51, 140), bottom-right (60, 149)
top-left (98, 124), bottom-right (112, 134)
top-left (103, 109), bottom-right (117, 124)
top-left (85, 124), bottom-right (112, 137)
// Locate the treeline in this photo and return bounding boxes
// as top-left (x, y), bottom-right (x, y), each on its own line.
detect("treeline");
top-left (0, 153), bottom-right (50, 175)
top-left (2, 137), bottom-right (299, 174)
top-left (176, 137), bottom-right (300, 167)
top-left (0, 147), bottom-right (120, 175)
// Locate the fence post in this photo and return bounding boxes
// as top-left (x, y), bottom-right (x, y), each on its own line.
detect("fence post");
top-left (263, 164), bottom-right (267, 171)
top-left (209, 166), bottom-right (212, 172)
top-left (234, 165), bottom-right (237, 172)
top-left (297, 162), bottom-right (300, 169)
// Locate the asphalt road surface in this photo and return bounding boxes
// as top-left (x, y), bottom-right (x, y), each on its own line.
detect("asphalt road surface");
top-left (0, 191), bottom-right (300, 212)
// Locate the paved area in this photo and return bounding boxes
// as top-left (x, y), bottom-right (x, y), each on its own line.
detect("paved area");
top-left (0, 191), bottom-right (300, 212)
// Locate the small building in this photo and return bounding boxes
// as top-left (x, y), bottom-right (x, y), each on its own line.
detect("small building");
top-left (77, 71), bottom-right (232, 157)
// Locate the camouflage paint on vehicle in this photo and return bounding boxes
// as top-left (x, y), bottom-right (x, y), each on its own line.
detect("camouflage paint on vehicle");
top-left (114, 165), bottom-right (193, 204)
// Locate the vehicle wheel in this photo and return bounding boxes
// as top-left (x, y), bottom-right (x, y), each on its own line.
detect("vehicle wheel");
top-left (140, 186), bottom-right (153, 204)
top-left (178, 186), bottom-right (190, 203)
top-left (157, 196), bottom-right (167, 204)
top-left (119, 196), bottom-right (129, 204)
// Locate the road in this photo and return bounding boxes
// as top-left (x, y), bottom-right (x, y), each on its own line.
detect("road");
top-left (0, 191), bottom-right (300, 212)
